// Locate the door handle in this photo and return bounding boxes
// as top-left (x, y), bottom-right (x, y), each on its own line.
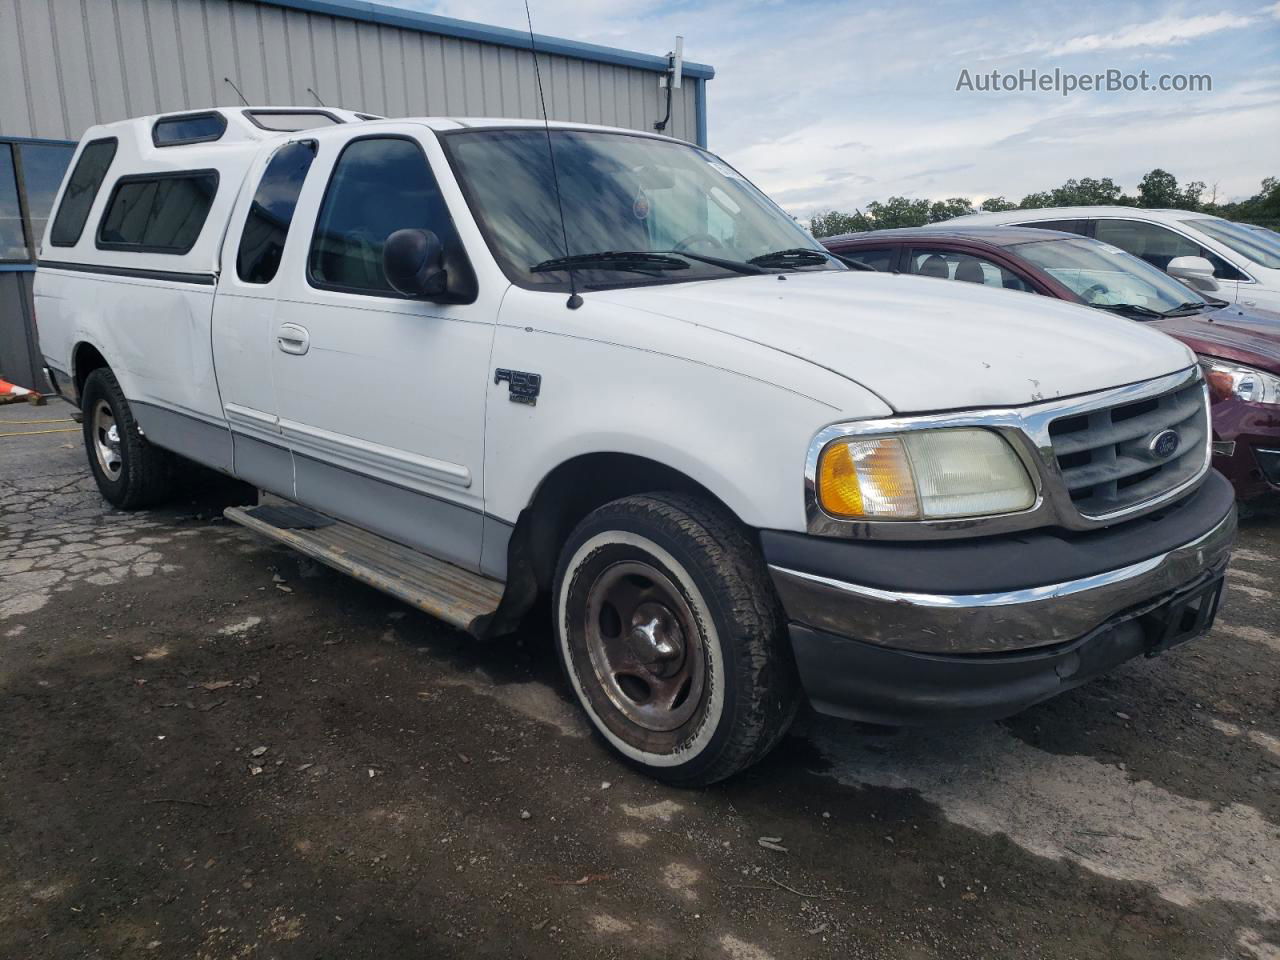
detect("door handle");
top-left (276, 323), bottom-right (310, 356)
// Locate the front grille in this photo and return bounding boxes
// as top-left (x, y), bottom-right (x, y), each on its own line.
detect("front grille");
top-left (1048, 379), bottom-right (1208, 518)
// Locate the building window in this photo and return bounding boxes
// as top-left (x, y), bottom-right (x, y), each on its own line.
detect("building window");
top-left (0, 138), bottom-right (76, 263)
top-left (51, 139), bottom-right (117, 247)
top-left (0, 145), bottom-right (25, 262)
top-left (98, 171), bottom-right (219, 254)
top-left (237, 141), bottom-right (317, 284)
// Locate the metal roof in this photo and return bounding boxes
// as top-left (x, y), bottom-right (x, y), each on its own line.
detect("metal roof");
top-left (259, 0), bottom-right (716, 79)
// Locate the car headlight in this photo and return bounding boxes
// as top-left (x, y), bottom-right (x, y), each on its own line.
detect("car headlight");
top-left (817, 428), bottom-right (1035, 520)
top-left (1200, 359), bottom-right (1280, 405)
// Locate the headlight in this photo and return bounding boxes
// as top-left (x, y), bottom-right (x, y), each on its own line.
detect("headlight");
top-left (1201, 359), bottom-right (1280, 405)
top-left (817, 428), bottom-right (1035, 520)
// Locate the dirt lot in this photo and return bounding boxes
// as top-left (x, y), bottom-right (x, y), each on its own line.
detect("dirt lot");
top-left (2, 398), bottom-right (1278, 960)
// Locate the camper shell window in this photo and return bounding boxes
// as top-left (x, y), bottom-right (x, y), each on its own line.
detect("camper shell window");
top-left (244, 110), bottom-right (341, 132)
top-left (97, 170), bottom-right (219, 254)
top-left (152, 112), bottom-right (227, 147)
top-left (50, 138), bottom-right (118, 247)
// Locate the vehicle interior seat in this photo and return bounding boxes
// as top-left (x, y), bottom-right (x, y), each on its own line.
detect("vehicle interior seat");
top-left (918, 254), bottom-right (950, 279)
top-left (954, 257), bottom-right (986, 284)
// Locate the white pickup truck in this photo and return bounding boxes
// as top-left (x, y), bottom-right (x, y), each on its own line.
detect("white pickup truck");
top-left (34, 107), bottom-right (1236, 785)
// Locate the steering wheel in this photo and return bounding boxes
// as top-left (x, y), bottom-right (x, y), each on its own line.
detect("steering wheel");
top-left (672, 233), bottom-right (724, 253)
top-left (1080, 282), bottom-right (1108, 303)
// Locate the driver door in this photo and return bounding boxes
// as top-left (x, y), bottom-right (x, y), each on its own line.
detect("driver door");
top-left (268, 128), bottom-right (497, 573)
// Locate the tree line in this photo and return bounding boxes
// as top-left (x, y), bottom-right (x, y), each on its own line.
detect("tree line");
top-left (808, 170), bottom-right (1280, 237)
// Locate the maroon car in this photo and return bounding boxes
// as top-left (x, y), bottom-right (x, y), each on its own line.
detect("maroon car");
top-left (822, 225), bottom-right (1280, 505)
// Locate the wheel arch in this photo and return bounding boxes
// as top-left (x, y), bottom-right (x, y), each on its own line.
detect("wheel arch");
top-left (71, 340), bottom-right (110, 406)
top-left (485, 451), bottom-right (751, 636)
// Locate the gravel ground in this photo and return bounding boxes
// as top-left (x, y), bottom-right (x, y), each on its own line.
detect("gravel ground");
top-left (2, 398), bottom-right (1278, 960)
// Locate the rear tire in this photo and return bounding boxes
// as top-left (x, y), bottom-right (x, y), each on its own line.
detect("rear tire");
top-left (553, 493), bottom-right (799, 786)
top-left (81, 368), bottom-right (173, 509)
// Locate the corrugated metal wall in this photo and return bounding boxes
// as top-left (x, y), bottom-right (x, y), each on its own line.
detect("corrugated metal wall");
top-left (0, 0), bottom-right (701, 145)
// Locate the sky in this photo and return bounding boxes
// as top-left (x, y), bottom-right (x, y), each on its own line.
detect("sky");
top-left (386, 0), bottom-right (1280, 222)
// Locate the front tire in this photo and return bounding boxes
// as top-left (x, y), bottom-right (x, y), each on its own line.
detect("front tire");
top-left (553, 493), bottom-right (799, 786)
top-left (81, 368), bottom-right (173, 509)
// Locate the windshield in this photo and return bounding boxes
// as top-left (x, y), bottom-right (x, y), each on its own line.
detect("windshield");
top-left (442, 128), bottom-right (841, 290)
top-left (1184, 217), bottom-right (1280, 269)
top-left (1012, 237), bottom-right (1206, 314)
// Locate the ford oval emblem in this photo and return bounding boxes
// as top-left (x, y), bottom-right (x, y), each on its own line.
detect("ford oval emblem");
top-left (1150, 429), bottom-right (1180, 459)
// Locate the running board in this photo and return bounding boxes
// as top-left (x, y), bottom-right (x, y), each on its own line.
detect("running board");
top-left (224, 504), bottom-right (504, 635)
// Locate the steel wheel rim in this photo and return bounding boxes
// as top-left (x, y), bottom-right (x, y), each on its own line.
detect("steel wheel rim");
top-left (92, 400), bottom-right (123, 481)
top-left (583, 560), bottom-right (706, 733)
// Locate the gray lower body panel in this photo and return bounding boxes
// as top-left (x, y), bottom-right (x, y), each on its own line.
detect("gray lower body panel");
top-left (132, 401), bottom-right (234, 474)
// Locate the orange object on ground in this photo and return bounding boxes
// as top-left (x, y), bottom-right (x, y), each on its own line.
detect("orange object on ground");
top-left (0, 378), bottom-right (46, 405)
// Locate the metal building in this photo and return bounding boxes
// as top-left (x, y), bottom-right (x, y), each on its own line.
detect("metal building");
top-left (0, 0), bottom-right (714, 391)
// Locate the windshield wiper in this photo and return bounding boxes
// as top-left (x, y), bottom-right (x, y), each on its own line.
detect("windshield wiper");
top-left (1162, 300), bottom-right (1211, 317)
top-left (1093, 302), bottom-right (1164, 319)
top-left (655, 250), bottom-right (765, 275)
top-left (530, 251), bottom-right (690, 274)
top-left (747, 247), bottom-right (837, 269)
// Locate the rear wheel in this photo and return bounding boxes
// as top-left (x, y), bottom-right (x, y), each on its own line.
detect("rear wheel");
top-left (81, 368), bottom-right (173, 509)
top-left (553, 493), bottom-right (799, 786)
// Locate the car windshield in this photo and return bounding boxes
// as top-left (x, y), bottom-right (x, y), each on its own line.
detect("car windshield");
top-left (1012, 236), bottom-right (1207, 314)
top-left (1184, 217), bottom-right (1280, 269)
top-left (442, 128), bottom-right (841, 290)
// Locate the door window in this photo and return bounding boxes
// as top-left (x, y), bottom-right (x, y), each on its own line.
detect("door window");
top-left (832, 246), bottom-right (896, 271)
top-left (307, 136), bottom-right (464, 297)
top-left (236, 141), bottom-right (317, 284)
top-left (0, 146), bottom-right (25, 261)
top-left (1017, 219), bottom-right (1089, 236)
top-left (1093, 219), bottom-right (1199, 271)
top-left (907, 249), bottom-right (1033, 291)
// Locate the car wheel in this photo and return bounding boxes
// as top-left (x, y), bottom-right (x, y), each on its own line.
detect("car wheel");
top-left (81, 368), bottom-right (173, 509)
top-left (554, 493), bottom-right (799, 786)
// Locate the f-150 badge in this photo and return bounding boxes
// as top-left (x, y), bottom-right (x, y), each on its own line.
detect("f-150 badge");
top-left (494, 368), bottom-right (542, 406)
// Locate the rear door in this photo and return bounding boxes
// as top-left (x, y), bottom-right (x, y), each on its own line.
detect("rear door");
top-left (266, 128), bottom-right (496, 573)
top-left (212, 139), bottom-right (318, 494)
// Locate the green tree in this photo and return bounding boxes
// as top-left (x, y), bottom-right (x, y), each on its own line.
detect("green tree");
top-left (928, 197), bottom-right (976, 222)
top-left (1137, 168), bottom-right (1183, 208)
top-left (809, 209), bottom-right (872, 237)
top-left (980, 196), bottom-right (1017, 212)
top-left (1018, 190), bottom-right (1054, 208)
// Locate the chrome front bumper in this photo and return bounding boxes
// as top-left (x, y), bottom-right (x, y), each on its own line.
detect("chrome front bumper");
top-left (768, 503), bottom-right (1237, 655)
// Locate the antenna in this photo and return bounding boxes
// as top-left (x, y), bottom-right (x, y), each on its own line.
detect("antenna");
top-left (524, 0), bottom-right (582, 310)
top-left (223, 77), bottom-right (250, 106)
top-left (306, 86), bottom-right (328, 107)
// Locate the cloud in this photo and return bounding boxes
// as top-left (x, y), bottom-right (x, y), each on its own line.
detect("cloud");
top-left (1026, 12), bottom-right (1254, 56)
top-left (384, 0), bottom-right (1280, 215)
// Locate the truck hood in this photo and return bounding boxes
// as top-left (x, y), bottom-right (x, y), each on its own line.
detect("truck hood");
top-left (593, 271), bottom-right (1195, 412)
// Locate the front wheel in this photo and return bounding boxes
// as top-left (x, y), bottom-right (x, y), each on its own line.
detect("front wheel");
top-left (553, 493), bottom-right (799, 786)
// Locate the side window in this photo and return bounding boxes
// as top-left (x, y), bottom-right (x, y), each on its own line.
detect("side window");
top-left (1198, 246), bottom-right (1245, 282)
top-left (153, 112), bottom-right (227, 147)
top-left (1094, 219), bottom-right (1198, 271)
top-left (1018, 219), bottom-right (1088, 236)
top-left (308, 136), bottom-right (465, 296)
top-left (236, 141), bottom-right (317, 284)
top-left (98, 171), bottom-right (219, 254)
top-left (832, 246), bottom-right (896, 271)
top-left (50, 138), bottom-right (117, 247)
top-left (908, 249), bottom-right (1032, 291)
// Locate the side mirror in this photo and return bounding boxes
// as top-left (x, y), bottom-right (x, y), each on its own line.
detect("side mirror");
top-left (1166, 255), bottom-right (1219, 293)
top-left (383, 228), bottom-right (448, 299)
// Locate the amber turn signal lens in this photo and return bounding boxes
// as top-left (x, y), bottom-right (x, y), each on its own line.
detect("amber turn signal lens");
top-left (817, 437), bottom-right (919, 519)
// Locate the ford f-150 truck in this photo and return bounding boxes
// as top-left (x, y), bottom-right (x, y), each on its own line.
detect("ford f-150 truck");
top-left (34, 108), bottom-right (1236, 785)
